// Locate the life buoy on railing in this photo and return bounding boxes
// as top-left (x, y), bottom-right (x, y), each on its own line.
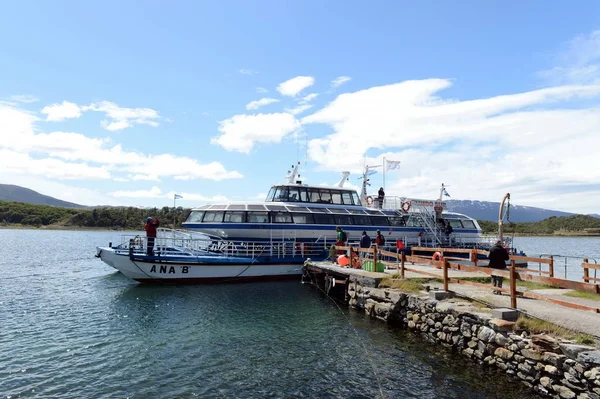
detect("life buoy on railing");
top-left (432, 251), bottom-right (443, 269)
top-left (401, 201), bottom-right (411, 212)
top-left (366, 196), bottom-right (374, 206)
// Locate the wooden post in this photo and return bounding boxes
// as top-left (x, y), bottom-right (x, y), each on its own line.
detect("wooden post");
top-left (472, 247), bottom-right (478, 267)
top-left (443, 259), bottom-right (449, 291)
top-left (549, 255), bottom-right (554, 278)
top-left (583, 258), bottom-right (589, 283)
top-left (396, 249), bottom-right (400, 274)
top-left (372, 244), bottom-right (378, 272)
top-left (510, 259), bottom-right (517, 309)
top-left (401, 251), bottom-right (406, 280)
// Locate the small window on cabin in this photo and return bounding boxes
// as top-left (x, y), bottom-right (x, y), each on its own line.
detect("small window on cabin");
top-left (352, 193), bottom-right (361, 206)
top-left (334, 215), bottom-right (353, 225)
top-left (275, 187), bottom-right (289, 202)
top-left (341, 192), bottom-right (353, 205)
top-left (313, 213), bottom-right (335, 224)
top-left (370, 216), bottom-right (389, 226)
top-left (288, 187), bottom-right (301, 202)
top-left (299, 187), bottom-right (309, 202)
top-left (186, 211), bottom-right (204, 223)
top-left (292, 213), bottom-right (314, 224)
top-left (202, 211), bottom-right (224, 222)
top-left (247, 212), bottom-right (269, 223)
top-left (223, 212), bottom-right (246, 223)
top-left (461, 220), bottom-right (476, 229)
top-left (272, 212), bottom-right (292, 223)
top-left (227, 204), bottom-right (246, 210)
top-left (266, 187), bottom-right (276, 202)
top-left (319, 190), bottom-right (332, 204)
top-left (448, 219), bottom-right (463, 229)
top-left (330, 191), bottom-right (342, 205)
top-left (307, 189), bottom-right (319, 203)
top-left (406, 216), bottom-right (424, 227)
top-left (388, 217), bottom-right (405, 226)
top-left (352, 215), bottom-right (371, 225)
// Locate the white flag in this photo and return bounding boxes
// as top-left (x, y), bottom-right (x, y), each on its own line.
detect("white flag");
top-left (386, 160), bottom-right (401, 171)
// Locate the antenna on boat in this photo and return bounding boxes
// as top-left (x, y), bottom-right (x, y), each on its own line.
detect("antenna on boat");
top-left (336, 171), bottom-right (350, 187)
top-left (285, 162), bottom-right (301, 184)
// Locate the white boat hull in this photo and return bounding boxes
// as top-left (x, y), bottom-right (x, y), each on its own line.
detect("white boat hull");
top-left (96, 247), bottom-right (304, 284)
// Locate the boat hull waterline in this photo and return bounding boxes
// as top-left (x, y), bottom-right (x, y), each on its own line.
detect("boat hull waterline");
top-left (97, 246), bottom-right (305, 283)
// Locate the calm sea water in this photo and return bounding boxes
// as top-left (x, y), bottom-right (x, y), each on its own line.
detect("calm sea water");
top-left (3, 230), bottom-right (592, 398)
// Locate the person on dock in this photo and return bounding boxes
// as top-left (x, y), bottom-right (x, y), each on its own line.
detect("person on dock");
top-left (488, 240), bottom-right (509, 295)
top-left (375, 229), bottom-right (385, 247)
top-left (360, 231), bottom-right (371, 249)
top-left (377, 187), bottom-right (385, 209)
top-left (335, 226), bottom-right (347, 254)
top-left (144, 216), bottom-right (160, 255)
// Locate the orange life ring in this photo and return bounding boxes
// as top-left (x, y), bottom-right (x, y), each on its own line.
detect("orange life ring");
top-left (366, 196), bottom-right (374, 206)
top-left (401, 201), bottom-right (411, 212)
top-left (432, 251), bottom-right (443, 269)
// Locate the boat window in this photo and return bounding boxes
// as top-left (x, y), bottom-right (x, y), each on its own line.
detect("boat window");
top-left (223, 211), bottom-right (246, 223)
top-left (406, 216), bottom-right (424, 227)
top-left (266, 205), bottom-right (287, 211)
top-left (366, 210), bottom-right (384, 215)
top-left (287, 206), bottom-right (310, 212)
top-left (202, 211), bottom-right (224, 223)
top-left (292, 213), bottom-right (314, 224)
top-left (334, 214), bottom-right (353, 225)
top-left (287, 187), bottom-right (301, 202)
top-left (197, 205), bottom-right (210, 210)
top-left (227, 204), bottom-right (246, 210)
top-left (327, 208), bottom-right (350, 214)
top-left (388, 216), bottom-right (405, 226)
top-left (370, 216), bottom-right (389, 226)
top-left (448, 219), bottom-right (463, 229)
top-left (210, 204), bottom-right (227, 210)
top-left (266, 187), bottom-right (276, 202)
top-left (331, 191), bottom-right (342, 205)
top-left (352, 193), bottom-right (361, 206)
top-left (298, 187), bottom-right (310, 202)
top-left (313, 213), bottom-right (335, 224)
top-left (248, 205), bottom-right (267, 211)
top-left (307, 188), bottom-right (320, 203)
top-left (348, 209), bottom-right (367, 214)
top-left (308, 207), bottom-right (329, 213)
top-left (275, 186), bottom-right (289, 202)
top-left (319, 189), bottom-right (332, 204)
top-left (247, 212), bottom-right (269, 223)
top-left (341, 192), bottom-right (353, 205)
top-left (185, 211), bottom-right (204, 223)
top-left (352, 215), bottom-right (372, 225)
top-left (461, 220), bottom-right (476, 229)
top-left (271, 212), bottom-right (293, 223)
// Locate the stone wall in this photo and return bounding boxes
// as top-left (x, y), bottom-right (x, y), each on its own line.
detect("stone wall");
top-left (347, 278), bottom-right (600, 399)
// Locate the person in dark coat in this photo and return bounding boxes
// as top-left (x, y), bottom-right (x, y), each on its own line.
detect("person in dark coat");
top-left (360, 231), bottom-right (371, 249)
top-left (488, 240), bottom-right (509, 294)
top-left (144, 216), bottom-right (160, 255)
top-left (377, 187), bottom-right (385, 209)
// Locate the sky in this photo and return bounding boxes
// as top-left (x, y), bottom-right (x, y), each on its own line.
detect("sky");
top-left (1, 1), bottom-right (599, 214)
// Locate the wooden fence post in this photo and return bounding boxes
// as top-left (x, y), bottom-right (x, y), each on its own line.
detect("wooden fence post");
top-left (443, 259), bottom-right (449, 291)
top-left (401, 251), bottom-right (406, 280)
top-left (549, 255), bottom-right (554, 278)
top-left (583, 258), bottom-right (589, 283)
top-left (472, 247), bottom-right (478, 267)
top-left (396, 249), bottom-right (400, 274)
top-left (510, 259), bottom-right (517, 309)
top-left (373, 244), bottom-right (378, 272)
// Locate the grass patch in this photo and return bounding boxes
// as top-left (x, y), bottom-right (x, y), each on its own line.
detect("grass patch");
top-left (515, 281), bottom-right (557, 290)
top-left (564, 290), bottom-right (600, 301)
top-left (460, 277), bottom-right (491, 284)
top-left (516, 315), bottom-right (596, 345)
top-left (378, 278), bottom-right (424, 293)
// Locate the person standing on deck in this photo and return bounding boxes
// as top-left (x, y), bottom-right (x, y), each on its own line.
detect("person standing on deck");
top-left (377, 187), bottom-right (385, 209)
top-left (144, 216), bottom-right (160, 255)
top-left (335, 226), bottom-right (347, 254)
top-left (488, 240), bottom-right (509, 295)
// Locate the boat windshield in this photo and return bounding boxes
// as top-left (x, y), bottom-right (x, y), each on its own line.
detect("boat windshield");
top-left (266, 185), bottom-right (361, 206)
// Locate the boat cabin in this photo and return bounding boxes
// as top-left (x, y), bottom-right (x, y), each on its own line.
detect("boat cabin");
top-left (265, 184), bottom-right (362, 206)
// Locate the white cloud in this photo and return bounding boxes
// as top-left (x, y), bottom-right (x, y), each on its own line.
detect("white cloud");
top-left (41, 101), bottom-right (82, 121)
top-left (110, 186), bottom-right (163, 198)
top-left (212, 113), bottom-right (301, 153)
top-left (11, 95), bottom-right (39, 103)
top-left (165, 191), bottom-right (229, 202)
top-left (276, 76), bottom-right (315, 97)
top-left (539, 30), bottom-right (600, 84)
top-left (285, 104), bottom-right (313, 115)
top-left (256, 87), bottom-right (268, 93)
top-left (239, 69), bottom-right (257, 75)
top-left (110, 186), bottom-right (229, 202)
top-left (301, 93), bottom-right (318, 103)
top-left (246, 97), bottom-right (280, 110)
top-left (331, 76), bottom-right (351, 88)
top-left (300, 78), bottom-right (600, 213)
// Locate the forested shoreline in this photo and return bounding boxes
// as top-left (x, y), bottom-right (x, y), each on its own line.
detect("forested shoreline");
top-left (1, 200), bottom-right (599, 236)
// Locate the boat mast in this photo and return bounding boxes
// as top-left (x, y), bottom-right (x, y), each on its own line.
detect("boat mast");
top-left (336, 171), bottom-right (350, 187)
top-left (498, 193), bottom-right (510, 242)
top-left (285, 162), bottom-right (301, 184)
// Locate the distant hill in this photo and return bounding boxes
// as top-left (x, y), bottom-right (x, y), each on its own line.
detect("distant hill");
top-left (0, 184), bottom-right (87, 209)
top-left (445, 199), bottom-right (576, 222)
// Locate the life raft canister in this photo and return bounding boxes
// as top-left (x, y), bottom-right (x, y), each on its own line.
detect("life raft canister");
top-left (401, 201), bottom-right (411, 212)
top-left (432, 251), bottom-right (444, 268)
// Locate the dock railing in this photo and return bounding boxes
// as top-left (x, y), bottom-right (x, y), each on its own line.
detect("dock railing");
top-left (332, 245), bottom-right (600, 313)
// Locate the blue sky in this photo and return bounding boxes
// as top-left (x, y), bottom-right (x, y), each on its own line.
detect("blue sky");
top-left (1, 1), bottom-right (599, 213)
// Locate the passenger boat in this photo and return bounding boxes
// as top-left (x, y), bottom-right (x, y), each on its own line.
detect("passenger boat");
top-left (96, 163), bottom-right (493, 283)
